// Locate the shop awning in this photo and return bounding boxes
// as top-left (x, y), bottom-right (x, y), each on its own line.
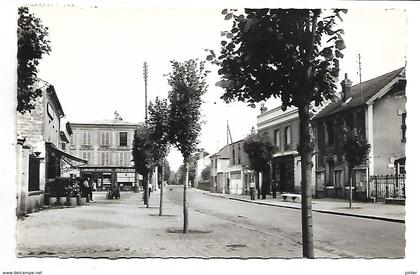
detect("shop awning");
top-left (46, 142), bottom-right (88, 164)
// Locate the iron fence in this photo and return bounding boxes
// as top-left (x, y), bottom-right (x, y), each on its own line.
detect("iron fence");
top-left (369, 174), bottom-right (405, 201)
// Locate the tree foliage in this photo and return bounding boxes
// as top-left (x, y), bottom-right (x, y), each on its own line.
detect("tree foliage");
top-left (167, 59), bottom-right (209, 160)
top-left (208, 9), bottom-right (346, 109)
top-left (132, 123), bottom-right (154, 177)
top-left (148, 97), bottom-right (170, 164)
top-left (17, 7), bottom-right (51, 114)
top-left (341, 127), bottom-right (371, 168)
top-left (201, 165), bottom-right (211, 181)
top-left (243, 132), bottom-right (276, 173)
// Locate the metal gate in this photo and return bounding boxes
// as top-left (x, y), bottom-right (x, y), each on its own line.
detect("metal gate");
top-left (369, 174), bottom-right (405, 201)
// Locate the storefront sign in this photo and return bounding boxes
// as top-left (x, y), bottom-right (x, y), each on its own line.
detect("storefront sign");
top-left (80, 167), bottom-right (135, 173)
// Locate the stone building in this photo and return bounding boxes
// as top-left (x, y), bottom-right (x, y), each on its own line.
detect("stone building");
top-left (69, 112), bottom-right (140, 191)
top-left (16, 81), bottom-right (85, 215)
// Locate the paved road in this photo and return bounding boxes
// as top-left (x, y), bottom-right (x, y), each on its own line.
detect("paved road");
top-left (16, 185), bottom-right (404, 258)
top-left (166, 185), bottom-right (405, 258)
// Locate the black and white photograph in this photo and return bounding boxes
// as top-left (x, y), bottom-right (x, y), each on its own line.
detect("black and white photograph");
top-left (1, 0), bottom-right (420, 274)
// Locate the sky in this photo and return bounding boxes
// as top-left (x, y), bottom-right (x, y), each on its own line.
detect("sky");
top-left (26, 6), bottom-right (407, 170)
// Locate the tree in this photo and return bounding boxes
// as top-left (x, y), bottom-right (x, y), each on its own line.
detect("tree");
top-left (167, 59), bottom-right (208, 233)
top-left (132, 123), bottom-right (154, 208)
top-left (163, 159), bottom-right (171, 183)
top-left (201, 165), bottom-right (211, 181)
top-left (148, 97), bottom-right (170, 216)
top-left (210, 9), bottom-right (347, 258)
top-left (17, 7), bottom-right (51, 114)
top-left (243, 132), bottom-right (276, 199)
top-left (340, 127), bottom-right (371, 209)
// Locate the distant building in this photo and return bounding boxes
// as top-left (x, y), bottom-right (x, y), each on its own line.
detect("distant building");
top-left (257, 106), bottom-right (315, 195)
top-left (16, 82), bottom-right (86, 215)
top-left (209, 145), bottom-right (230, 193)
top-left (225, 139), bottom-right (254, 195)
top-left (69, 112), bottom-right (141, 191)
top-left (312, 68), bottom-right (406, 200)
top-left (193, 150), bottom-right (211, 189)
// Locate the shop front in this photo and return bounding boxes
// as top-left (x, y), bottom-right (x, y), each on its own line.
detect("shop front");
top-left (79, 166), bottom-right (138, 191)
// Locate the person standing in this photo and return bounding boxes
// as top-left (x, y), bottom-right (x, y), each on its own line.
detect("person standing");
top-left (249, 178), bottom-right (256, 201)
top-left (88, 179), bottom-right (94, 202)
top-left (83, 178), bottom-right (90, 203)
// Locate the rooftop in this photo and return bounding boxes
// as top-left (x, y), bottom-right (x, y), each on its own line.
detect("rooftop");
top-left (314, 67), bottom-right (405, 120)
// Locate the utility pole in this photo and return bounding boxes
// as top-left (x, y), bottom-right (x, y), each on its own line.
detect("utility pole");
top-left (143, 62), bottom-right (148, 122)
top-left (358, 54), bottom-right (363, 102)
top-left (143, 61), bottom-right (150, 207)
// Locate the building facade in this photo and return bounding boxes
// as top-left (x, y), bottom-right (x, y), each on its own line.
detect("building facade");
top-left (257, 106), bottom-right (313, 195)
top-left (69, 113), bottom-right (140, 191)
top-left (313, 68), bottom-right (406, 200)
top-left (225, 139), bottom-right (254, 195)
top-left (16, 82), bottom-right (85, 215)
top-left (209, 145), bottom-right (230, 193)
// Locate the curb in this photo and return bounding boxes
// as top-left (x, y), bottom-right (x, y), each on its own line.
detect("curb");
top-left (201, 191), bottom-right (405, 224)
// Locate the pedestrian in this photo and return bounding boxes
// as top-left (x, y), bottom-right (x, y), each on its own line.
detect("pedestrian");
top-left (88, 180), bottom-right (94, 202)
top-left (249, 178), bottom-right (256, 201)
top-left (83, 177), bottom-right (90, 203)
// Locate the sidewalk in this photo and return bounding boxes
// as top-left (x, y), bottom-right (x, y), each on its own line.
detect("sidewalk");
top-left (192, 188), bottom-right (405, 223)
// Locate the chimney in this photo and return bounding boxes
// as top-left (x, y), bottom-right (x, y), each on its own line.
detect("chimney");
top-left (340, 73), bottom-right (352, 101)
top-left (260, 103), bottom-right (267, 114)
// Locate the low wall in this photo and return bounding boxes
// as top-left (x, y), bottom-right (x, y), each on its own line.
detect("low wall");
top-left (26, 191), bottom-right (44, 213)
top-left (197, 180), bottom-right (211, 191)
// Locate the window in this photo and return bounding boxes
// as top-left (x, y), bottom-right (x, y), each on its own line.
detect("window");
top-left (82, 152), bottom-right (91, 164)
top-left (119, 132), bottom-right (128, 147)
top-left (325, 121), bottom-right (334, 145)
top-left (274, 129), bottom-right (280, 147)
top-left (47, 102), bottom-right (54, 120)
top-left (28, 155), bottom-right (40, 191)
top-left (232, 149), bottom-right (236, 165)
top-left (61, 143), bottom-right (66, 150)
top-left (119, 152), bottom-right (130, 166)
top-left (101, 152), bottom-right (110, 166)
top-left (401, 112), bottom-right (407, 142)
top-left (237, 145), bottom-right (241, 164)
top-left (334, 170), bottom-right (343, 187)
top-left (284, 126), bottom-right (291, 148)
top-left (82, 132), bottom-right (92, 145)
top-left (101, 132), bottom-right (111, 146)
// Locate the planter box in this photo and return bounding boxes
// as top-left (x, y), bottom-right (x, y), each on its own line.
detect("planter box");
top-left (48, 197), bottom-right (57, 206)
top-left (77, 197), bottom-right (87, 206)
top-left (58, 197), bottom-right (67, 205)
top-left (67, 197), bottom-right (77, 207)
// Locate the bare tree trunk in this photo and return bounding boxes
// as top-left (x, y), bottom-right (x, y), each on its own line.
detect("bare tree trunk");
top-left (142, 172), bottom-right (148, 206)
top-left (270, 163), bottom-right (276, 198)
top-left (298, 105), bottom-right (314, 259)
top-left (255, 172), bottom-right (261, 199)
top-left (159, 163), bottom-right (164, 216)
top-left (183, 160), bottom-right (189, 233)
top-left (145, 173), bottom-right (150, 208)
top-left (348, 166), bottom-right (353, 209)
